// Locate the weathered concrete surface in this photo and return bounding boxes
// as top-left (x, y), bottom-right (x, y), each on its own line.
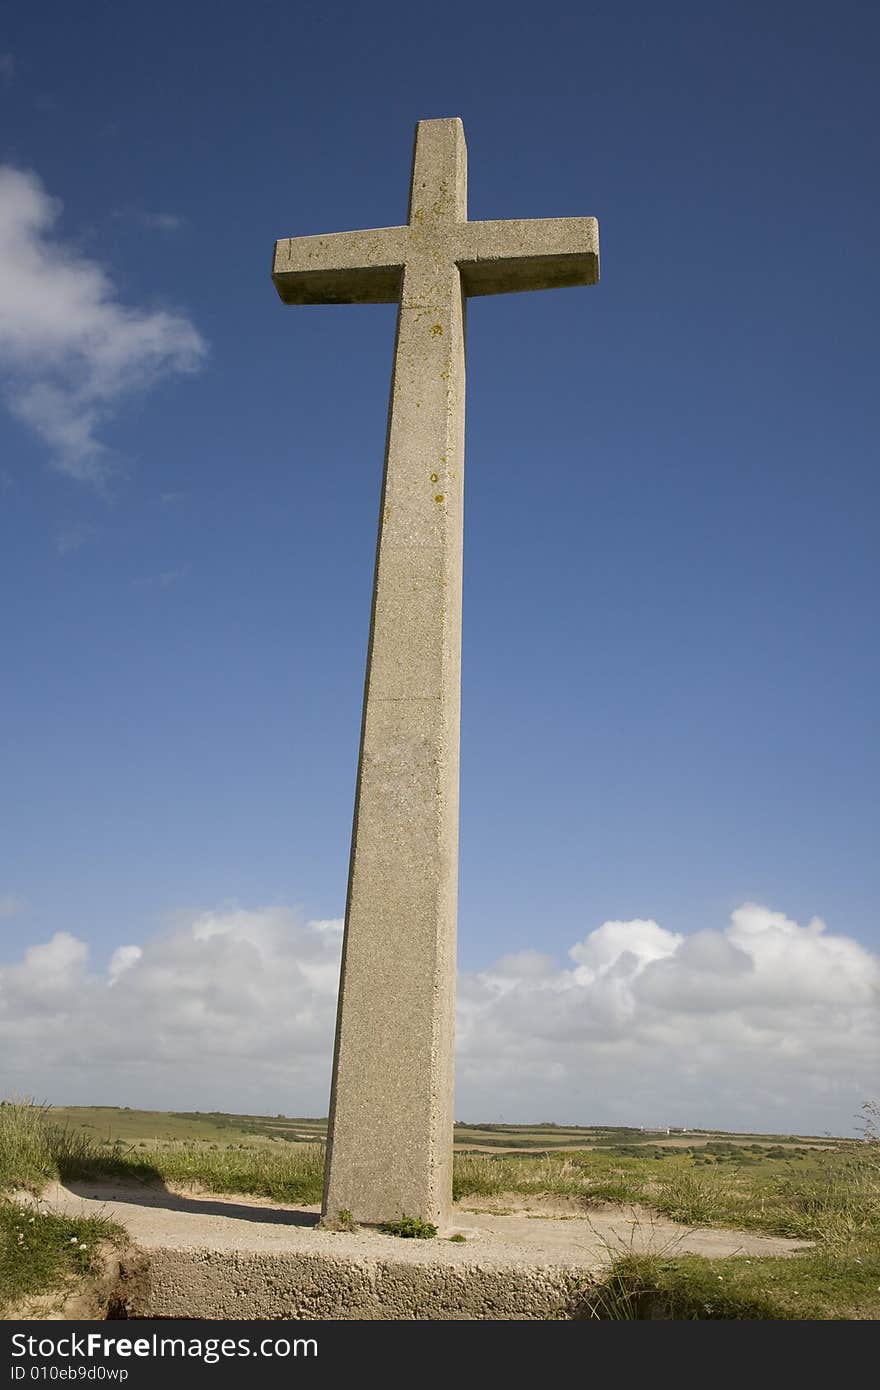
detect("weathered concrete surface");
top-left (273, 118), bottom-right (599, 1229)
top-left (28, 1183), bottom-right (810, 1321)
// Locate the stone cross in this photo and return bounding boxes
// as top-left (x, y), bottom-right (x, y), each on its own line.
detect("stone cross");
top-left (273, 118), bottom-right (599, 1228)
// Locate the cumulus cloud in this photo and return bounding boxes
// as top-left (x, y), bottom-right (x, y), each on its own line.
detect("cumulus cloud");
top-left (0, 903), bottom-right (876, 1134)
top-left (0, 165), bottom-right (205, 481)
top-left (458, 904), bottom-right (879, 1133)
top-left (0, 909), bottom-right (343, 1114)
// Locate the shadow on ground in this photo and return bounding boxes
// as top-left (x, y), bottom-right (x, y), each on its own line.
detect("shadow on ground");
top-left (62, 1179), bottom-right (319, 1228)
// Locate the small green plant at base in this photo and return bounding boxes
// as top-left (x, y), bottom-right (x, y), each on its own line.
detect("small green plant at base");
top-left (448, 1232), bottom-right (467, 1242)
top-left (320, 1208), bottom-right (359, 1233)
top-left (379, 1215), bottom-right (437, 1239)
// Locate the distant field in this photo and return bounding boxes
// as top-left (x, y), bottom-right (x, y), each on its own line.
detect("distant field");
top-left (49, 1108), bottom-right (326, 1148)
top-left (48, 1108), bottom-right (837, 1155)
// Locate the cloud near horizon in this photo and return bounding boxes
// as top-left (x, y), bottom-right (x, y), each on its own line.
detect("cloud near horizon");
top-left (0, 903), bottom-right (876, 1136)
top-left (0, 165), bottom-right (205, 481)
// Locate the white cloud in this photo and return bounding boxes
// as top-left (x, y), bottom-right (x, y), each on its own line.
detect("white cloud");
top-left (0, 903), bottom-right (876, 1135)
top-left (458, 904), bottom-right (879, 1132)
top-left (107, 945), bottom-right (142, 985)
top-left (0, 166), bottom-right (206, 481)
top-left (0, 909), bottom-right (343, 1113)
top-left (569, 917), bottom-right (683, 978)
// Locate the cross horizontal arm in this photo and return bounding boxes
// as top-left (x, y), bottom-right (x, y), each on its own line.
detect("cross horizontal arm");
top-left (273, 227), bottom-right (410, 304)
top-left (455, 217), bottom-right (599, 297)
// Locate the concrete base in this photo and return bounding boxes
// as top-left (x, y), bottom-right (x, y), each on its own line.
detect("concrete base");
top-left (135, 1248), bottom-right (583, 1320)
top-left (24, 1183), bottom-right (811, 1321)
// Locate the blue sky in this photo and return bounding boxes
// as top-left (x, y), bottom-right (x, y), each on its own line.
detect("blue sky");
top-left (0, 1), bottom-right (877, 1132)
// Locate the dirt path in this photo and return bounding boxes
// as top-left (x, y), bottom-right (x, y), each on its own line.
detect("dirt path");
top-left (28, 1180), bottom-right (809, 1265)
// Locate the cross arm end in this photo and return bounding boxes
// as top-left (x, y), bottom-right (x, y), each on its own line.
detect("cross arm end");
top-left (272, 228), bottom-right (408, 305)
top-left (457, 217), bottom-right (599, 297)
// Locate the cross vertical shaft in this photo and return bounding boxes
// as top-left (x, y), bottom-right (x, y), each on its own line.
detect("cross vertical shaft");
top-left (323, 121), bottom-right (466, 1226)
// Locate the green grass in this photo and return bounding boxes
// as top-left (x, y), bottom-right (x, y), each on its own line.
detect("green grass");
top-left (379, 1215), bottom-right (438, 1239)
top-left (580, 1243), bottom-right (880, 1320)
top-left (452, 1145), bottom-right (879, 1238)
top-left (11, 1100), bottom-right (873, 1247)
top-left (3, 1098), bottom-right (876, 1319)
top-left (48, 1106), bottom-right (326, 1148)
top-left (562, 1144), bottom-right (880, 1320)
top-left (0, 1101), bottom-right (127, 1315)
top-left (73, 1141), bottom-right (326, 1203)
top-left (0, 1098), bottom-right (107, 1192)
top-left (455, 1139), bottom-right (880, 1319)
top-left (0, 1202), bottom-right (123, 1317)
top-left (0, 1101), bottom-right (326, 1203)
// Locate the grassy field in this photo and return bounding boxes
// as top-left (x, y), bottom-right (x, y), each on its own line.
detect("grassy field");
top-left (48, 1107), bottom-right (326, 1148)
top-left (2, 1100), bottom-right (877, 1319)
top-left (46, 1106), bottom-right (835, 1154)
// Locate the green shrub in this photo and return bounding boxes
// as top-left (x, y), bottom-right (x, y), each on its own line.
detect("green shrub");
top-left (379, 1215), bottom-right (437, 1239)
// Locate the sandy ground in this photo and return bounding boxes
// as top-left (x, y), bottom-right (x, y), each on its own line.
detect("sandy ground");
top-left (26, 1181), bottom-right (810, 1269)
